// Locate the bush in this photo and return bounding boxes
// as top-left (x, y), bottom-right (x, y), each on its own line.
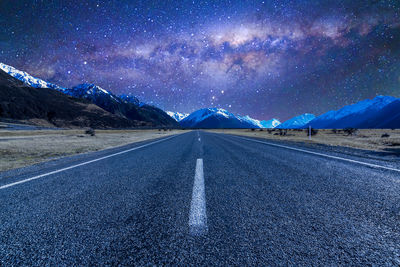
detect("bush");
top-left (381, 133), bottom-right (390, 138)
top-left (278, 129), bottom-right (287, 136)
top-left (344, 128), bottom-right (358, 136)
top-left (332, 129), bottom-right (337, 134)
top-left (259, 128), bottom-right (264, 131)
top-left (251, 128), bottom-right (255, 131)
top-left (267, 129), bottom-right (273, 134)
top-left (85, 128), bottom-right (95, 136)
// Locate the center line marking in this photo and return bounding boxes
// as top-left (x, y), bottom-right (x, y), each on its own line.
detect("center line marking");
top-left (189, 158), bottom-right (208, 236)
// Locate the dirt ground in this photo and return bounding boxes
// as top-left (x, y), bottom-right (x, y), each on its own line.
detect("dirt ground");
top-left (0, 129), bottom-right (188, 171)
top-left (207, 128), bottom-right (400, 153)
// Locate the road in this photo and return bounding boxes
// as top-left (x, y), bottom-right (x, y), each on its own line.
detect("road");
top-left (1, 131), bottom-right (400, 265)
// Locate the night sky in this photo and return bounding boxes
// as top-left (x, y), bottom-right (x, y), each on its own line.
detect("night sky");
top-left (1, 0), bottom-right (399, 121)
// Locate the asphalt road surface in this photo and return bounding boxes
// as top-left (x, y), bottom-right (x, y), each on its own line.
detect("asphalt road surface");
top-left (1, 131), bottom-right (400, 265)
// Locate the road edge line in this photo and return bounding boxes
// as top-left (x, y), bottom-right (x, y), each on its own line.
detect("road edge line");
top-left (0, 134), bottom-right (181, 190)
top-left (229, 134), bottom-right (400, 173)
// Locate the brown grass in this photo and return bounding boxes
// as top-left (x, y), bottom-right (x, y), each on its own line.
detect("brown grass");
top-left (0, 129), bottom-right (189, 171)
top-left (207, 129), bottom-right (400, 152)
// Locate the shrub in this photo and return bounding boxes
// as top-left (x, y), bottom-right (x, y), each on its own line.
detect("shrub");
top-left (278, 129), bottom-right (287, 136)
top-left (259, 128), bottom-right (264, 131)
top-left (332, 129), bottom-right (337, 134)
top-left (267, 129), bottom-right (273, 134)
top-left (381, 133), bottom-right (390, 138)
top-left (251, 128), bottom-right (255, 131)
top-left (85, 128), bottom-right (95, 136)
top-left (344, 128), bottom-right (358, 136)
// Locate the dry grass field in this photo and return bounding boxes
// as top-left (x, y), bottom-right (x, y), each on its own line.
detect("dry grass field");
top-left (208, 128), bottom-right (400, 153)
top-left (0, 129), bottom-right (188, 171)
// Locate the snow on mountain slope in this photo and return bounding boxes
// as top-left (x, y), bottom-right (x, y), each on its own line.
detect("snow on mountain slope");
top-left (183, 108), bottom-right (233, 123)
top-left (166, 111), bottom-right (189, 122)
top-left (260, 119), bottom-right (281, 128)
top-left (237, 115), bottom-right (263, 128)
top-left (307, 95), bottom-right (397, 129)
top-left (277, 113), bottom-right (315, 129)
top-left (0, 62), bottom-right (63, 90)
top-left (64, 83), bottom-right (117, 99)
top-left (119, 94), bottom-right (140, 106)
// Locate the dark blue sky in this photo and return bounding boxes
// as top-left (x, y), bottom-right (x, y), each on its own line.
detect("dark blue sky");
top-left (1, 0), bottom-right (399, 120)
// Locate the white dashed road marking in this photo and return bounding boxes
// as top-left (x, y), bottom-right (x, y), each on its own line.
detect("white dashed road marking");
top-left (189, 158), bottom-right (208, 235)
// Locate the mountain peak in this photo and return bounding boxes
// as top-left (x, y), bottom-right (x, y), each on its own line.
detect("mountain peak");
top-left (260, 118), bottom-right (281, 128)
top-left (166, 111), bottom-right (189, 121)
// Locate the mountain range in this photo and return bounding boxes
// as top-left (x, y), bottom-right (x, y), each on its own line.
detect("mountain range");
top-left (1, 62), bottom-right (399, 129)
top-left (0, 62), bottom-right (177, 128)
top-left (177, 108), bottom-right (281, 129)
top-left (305, 95), bottom-right (399, 129)
top-left (0, 69), bottom-right (138, 128)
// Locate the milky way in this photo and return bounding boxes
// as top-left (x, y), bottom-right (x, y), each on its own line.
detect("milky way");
top-left (1, 0), bottom-right (400, 120)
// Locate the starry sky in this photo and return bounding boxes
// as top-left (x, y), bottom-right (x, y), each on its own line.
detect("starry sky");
top-left (1, 0), bottom-right (400, 121)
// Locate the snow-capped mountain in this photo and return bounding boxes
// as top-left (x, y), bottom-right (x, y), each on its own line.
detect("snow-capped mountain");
top-left (277, 113), bottom-right (315, 129)
top-left (166, 111), bottom-right (189, 122)
top-left (306, 95), bottom-right (397, 129)
top-left (260, 119), bottom-right (281, 128)
top-left (64, 84), bottom-right (177, 127)
top-left (119, 94), bottom-right (140, 106)
top-left (179, 108), bottom-right (278, 128)
top-left (180, 108), bottom-right (259, 128)
top-left (63, 83), bottom-right (127, 117)
top-left (0, 62), bottom-right (63, 90)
